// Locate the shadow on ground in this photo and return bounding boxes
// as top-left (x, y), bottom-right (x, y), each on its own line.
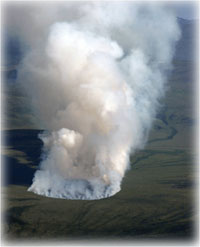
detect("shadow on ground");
top-left (2, 129), bottom-right (43, 186)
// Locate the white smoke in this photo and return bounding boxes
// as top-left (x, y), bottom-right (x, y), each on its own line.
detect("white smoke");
top-left (11, 2), bottom-right (180, 199)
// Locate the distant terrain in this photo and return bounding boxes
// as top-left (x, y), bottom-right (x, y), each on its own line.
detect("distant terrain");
top-left (1, 18), bottom-right (198, 243)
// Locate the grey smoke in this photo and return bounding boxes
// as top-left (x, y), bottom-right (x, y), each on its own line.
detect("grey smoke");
top-left (7, 2), bottom-right (180, 199)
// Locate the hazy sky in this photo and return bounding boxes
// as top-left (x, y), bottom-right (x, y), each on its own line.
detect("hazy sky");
top-left (3, 1), bottom-right (199, 20)
top-left (172, 1), bottom-right (199, 20)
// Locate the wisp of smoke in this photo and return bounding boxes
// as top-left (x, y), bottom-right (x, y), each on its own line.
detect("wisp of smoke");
top-left (12, 2), bottom-right (180, 199)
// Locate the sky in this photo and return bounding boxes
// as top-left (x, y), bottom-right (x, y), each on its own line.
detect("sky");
top-left (2, 1), bottom-right (199, 20)
top-left (173, 1), bottom-right (199, 20)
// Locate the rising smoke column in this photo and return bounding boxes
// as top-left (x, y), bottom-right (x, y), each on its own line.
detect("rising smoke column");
top-left (14, 2), bottom-right (180, 199)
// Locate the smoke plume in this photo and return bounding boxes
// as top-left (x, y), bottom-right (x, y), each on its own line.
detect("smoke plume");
top-left (8, 2), bottom-right (180, 199)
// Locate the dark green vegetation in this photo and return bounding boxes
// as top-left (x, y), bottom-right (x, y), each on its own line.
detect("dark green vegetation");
top-left (1, 18), bottom-right (198, 243)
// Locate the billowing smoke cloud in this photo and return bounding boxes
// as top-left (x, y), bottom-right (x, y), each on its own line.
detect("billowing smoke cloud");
top-left (7, 2), bottom-right (180, 199)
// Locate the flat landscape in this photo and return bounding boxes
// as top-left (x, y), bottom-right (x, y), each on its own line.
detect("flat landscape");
top-left (1, 17), bottom-right (198, 243)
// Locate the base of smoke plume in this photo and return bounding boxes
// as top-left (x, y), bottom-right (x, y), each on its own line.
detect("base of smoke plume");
top-left (27, 128), bottom-right (123, 200)
top-left (28, 174), bottom-right (120, 200)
